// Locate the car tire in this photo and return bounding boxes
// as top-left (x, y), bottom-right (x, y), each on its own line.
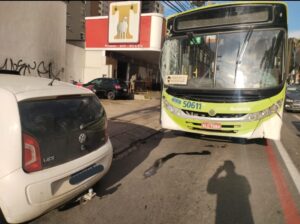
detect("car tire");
top-left (107, 91), bottom-right (116, 100)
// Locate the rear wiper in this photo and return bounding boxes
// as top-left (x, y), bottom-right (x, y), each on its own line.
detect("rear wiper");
top-left (80, 116), bottom-right (102, 130)
top-left (234, 28), bottom-right (253, 84)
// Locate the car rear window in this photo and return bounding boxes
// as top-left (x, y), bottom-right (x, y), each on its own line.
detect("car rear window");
top-left (19, 95), bottom-right (107, 169)
top-left (115, 79), bottom-right (127, 87)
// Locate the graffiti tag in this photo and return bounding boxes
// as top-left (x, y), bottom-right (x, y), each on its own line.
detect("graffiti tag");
top-left (0, 58), bottom-right (53, 78)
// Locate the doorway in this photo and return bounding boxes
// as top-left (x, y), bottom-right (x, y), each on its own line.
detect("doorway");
top-left (117, 61), bottom-right (127, 81)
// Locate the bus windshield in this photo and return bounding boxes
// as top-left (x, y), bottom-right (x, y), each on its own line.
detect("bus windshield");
top-left (161, 29), bottom-right (285, 89)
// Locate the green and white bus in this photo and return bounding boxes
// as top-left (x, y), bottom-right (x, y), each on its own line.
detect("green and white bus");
top-left (160, 1), bottom-right (288, 140)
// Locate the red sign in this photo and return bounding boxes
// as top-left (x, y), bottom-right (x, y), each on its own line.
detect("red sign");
top-left (86, 16), bottom-right (151, 49)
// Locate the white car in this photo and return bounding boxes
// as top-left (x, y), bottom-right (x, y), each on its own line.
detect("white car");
top-left (0, 74), bottom-right (113, 223)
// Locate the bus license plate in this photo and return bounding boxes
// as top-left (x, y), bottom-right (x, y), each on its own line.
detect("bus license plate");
top-left (202, 122), bottom-right (221, 129)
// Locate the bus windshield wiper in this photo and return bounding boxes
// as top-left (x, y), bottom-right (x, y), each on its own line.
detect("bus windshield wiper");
top-left (234, 28), bottom-right (253, 84)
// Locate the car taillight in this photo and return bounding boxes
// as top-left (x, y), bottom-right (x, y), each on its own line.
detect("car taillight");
top-left (114, 84), bottom-right (121, 90)
top-left (23, 133), bottom-right (42, 173)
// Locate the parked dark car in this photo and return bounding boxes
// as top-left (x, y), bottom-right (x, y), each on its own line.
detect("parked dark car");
top-left (72, 80), bottom-right (95, 92)
top-left (284, 84), bottom-right (300, 112)
top-left (83, 78), bottom-right (129, 100)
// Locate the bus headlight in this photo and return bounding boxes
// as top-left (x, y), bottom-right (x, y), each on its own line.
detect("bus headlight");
top-left (163, 98), bottom-right (185, 117)
top-left (245, 99), bottom-right (282, 121)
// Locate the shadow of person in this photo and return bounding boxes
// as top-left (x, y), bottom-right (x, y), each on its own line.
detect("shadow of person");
top-left (207, 160), bottom-right (254, 224)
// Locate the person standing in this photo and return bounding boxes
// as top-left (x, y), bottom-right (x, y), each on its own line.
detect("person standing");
top-left (130, 74), bottom-right (137, 93)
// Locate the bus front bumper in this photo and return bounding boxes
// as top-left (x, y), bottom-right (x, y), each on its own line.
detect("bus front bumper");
top-left (161, 108), bottom-right (282, 140)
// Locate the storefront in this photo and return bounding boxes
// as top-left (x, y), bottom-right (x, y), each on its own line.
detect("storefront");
top-left (85, 1), bottom-right (165, 91)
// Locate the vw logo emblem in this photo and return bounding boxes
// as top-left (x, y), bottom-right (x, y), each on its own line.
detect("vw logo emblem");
top-left (78, 133), bottom-right (87, 144)
top-left (208, 109), bottom-right (217, 117)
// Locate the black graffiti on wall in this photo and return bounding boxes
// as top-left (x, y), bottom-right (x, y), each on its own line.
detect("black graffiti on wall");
top-left (0, 58), bottom-right (53, 78)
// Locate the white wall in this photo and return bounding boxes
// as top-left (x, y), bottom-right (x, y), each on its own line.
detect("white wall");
top-left (150, 14), bottom-right (164, 51)
top-left (84, 50), bottom-right (112, 82)
top-left (0, 1), bottom-right (66, 80)
top-left (65, 44), bottom-right (85, 83)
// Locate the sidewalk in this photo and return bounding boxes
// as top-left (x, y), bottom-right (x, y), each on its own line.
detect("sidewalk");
top-left (101, 99), bottom-right (161, 157)
top-left (133, 91), bottom-right (161, 100)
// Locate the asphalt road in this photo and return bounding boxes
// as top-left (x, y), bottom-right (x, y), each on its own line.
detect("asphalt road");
top-left (31, 102), bottom-right (300, 224)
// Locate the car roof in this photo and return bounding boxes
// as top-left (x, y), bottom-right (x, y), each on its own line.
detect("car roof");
top-left (0, 74), bottom-right (93, 101)
top-left (287, 84), bottom-right (300, 88)
top-left (94, 78), bottom-right (123, 81)
top-left (94, 78), bottom-right (113, 80)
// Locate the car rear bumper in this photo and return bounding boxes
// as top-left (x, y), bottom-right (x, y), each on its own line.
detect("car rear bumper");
top-left (0, 139), bottom-right (113, 223)
top-left (116, 90), bottom-right (129, 98)
top-left (285, 102), bottom-right (300, 111)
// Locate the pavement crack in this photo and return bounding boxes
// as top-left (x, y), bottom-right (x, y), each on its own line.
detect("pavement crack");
top-left (143, 150), bottom-right (211, 178)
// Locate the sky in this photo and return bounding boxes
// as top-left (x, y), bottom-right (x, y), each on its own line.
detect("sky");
top-left (287, 1), bottom-right (300, 38)
top-left (163, 1), bottom-right (300, 38)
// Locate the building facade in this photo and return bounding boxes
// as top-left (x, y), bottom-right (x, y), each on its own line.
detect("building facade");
top-left (66, 1), bottom-right (163, 42)
top-left (83, 1), bottom-right (165, 91)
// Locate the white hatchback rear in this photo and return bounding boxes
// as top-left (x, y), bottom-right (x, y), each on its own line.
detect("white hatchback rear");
top-left (0, 75), bottom-right (113, 223)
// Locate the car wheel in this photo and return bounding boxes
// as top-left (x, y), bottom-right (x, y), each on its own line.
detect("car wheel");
top-left (107, 91), bottom-right (116, 100)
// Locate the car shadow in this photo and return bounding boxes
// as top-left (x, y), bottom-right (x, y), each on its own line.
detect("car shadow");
top-left (97, 94), bottom-right (133, 101)
top-left (93, 120), bottom-right (162, 198)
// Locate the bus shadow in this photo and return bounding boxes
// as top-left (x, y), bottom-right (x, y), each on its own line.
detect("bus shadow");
top-left (166, 130), bottom-right (266, 146)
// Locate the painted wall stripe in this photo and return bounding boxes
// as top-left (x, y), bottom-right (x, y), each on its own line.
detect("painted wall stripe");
top-left (265, 140), bottom-right (300, 224)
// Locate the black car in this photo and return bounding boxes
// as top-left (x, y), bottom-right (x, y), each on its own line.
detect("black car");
top-left (83, 78), bottom-right (129, 100)
top-left (284, 84), bottom-right (300, 112)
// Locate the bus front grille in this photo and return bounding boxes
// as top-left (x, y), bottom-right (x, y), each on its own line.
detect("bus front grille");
top-left (186, 121), bottom-right (240, 134)
top-left (183, 110), bottom-right (246, 119)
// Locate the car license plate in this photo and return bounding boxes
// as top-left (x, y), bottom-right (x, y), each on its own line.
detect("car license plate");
top-left (123, 88), bottom-right (127, 91)
top-left (69, 164), bottom-right (104, 185)
top-left (202, 122), bottom-right (221, 129)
